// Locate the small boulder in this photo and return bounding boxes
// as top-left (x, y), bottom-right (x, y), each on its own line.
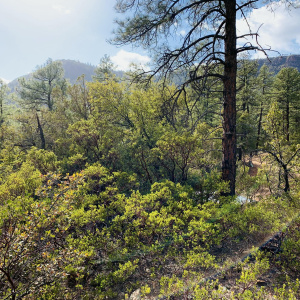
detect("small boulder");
top-left (130, 289), bottom-right (141, 300)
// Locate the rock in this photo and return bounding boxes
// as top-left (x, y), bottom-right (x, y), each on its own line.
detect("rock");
top-left (130, 289), bottom-right (141, 300)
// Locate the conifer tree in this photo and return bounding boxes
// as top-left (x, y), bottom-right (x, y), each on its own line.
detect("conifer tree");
top-left (272, 67), bottom-right (300, 143)
top-left (112, 0), bottom-right (295, 195)
top-left (17, 59), bottom-right (68, 149)
top-left (256, 64), bottom-right (274, 149)
top-left (18, 58), bottom-right (67, 111)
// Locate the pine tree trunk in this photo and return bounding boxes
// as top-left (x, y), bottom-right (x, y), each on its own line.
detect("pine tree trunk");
top-left (0, 99), bottom-right (3, 125)
top-left (222, 0), bottom-right (237, 196)
top-left (256, 102), bottom-right (263, 149)
top-left (286, 99), bottom-right (290, 142)
top-left (283, 165), bottom-right (290, 193)
top-left (36, 113), bottom-right (46, 149)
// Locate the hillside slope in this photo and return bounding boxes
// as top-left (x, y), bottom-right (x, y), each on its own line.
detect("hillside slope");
top-left (7, 59), bottom-right (97, 92)
top-left (7, 55), bottom-right (300, 92)
top-left (257, 54), bottom-right (300, 73)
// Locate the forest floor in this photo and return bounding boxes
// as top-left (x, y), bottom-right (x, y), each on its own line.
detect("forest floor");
top-left (138, 229), bottom-right (288, 300)
top-left (207, 155), bottom-right (298, 299)
top-left (246, 154), bottom-right (272, 200)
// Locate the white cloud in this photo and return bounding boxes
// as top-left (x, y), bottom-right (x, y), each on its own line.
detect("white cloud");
top-left (237, 1), bottom-right (300, 57)
top-left (111, 50), bottom-right (151, 71)
top-left (52, 5), bottom-right (72, 15)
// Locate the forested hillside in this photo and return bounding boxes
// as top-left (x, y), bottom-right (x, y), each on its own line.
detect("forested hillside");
top-left (7, 59), bottom-right (124, 93)
top-left (7, 55), bottom-right (300, 94)
top-left (257, 55), bottom-right (300, 74)
top-left (0, 52), bottom-right (299, 299)
top-left (7, 59), bottom-right (96, 92)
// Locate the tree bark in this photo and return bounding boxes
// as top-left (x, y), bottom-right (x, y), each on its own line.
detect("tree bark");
top-left (286, 97), bottom-right (290, 142)
top-left (0, 99), bottom-right (3, 126)
top-left (283, 165), bottom-right (290, 193)
top-left (36, 113), bottom-right (46, 150)
top-left (222, 0), bottom-right (237, 196)
top-left (256, 102), bottom-right (263, 149)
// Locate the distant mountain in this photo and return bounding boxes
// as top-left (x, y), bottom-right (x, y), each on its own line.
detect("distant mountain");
top-left (8, 59), bottom-right (97, 92)
top-left (7, 55), bottom-right (300, 93)
top-left (257, 54), bottom-right (300, 73)
top-left (60, 59), bottom-right (96, 83)
top-left (7, 59), bottom-right (127, 93)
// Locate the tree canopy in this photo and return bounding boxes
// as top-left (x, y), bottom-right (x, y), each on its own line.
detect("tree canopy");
top-left (112, 0), bottom-right (296, 196)
top-left (18, 58), bottom-right (68, 111)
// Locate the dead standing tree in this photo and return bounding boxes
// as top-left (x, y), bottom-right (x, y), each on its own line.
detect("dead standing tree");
top-left (112, 0), bottom-right (295, 196)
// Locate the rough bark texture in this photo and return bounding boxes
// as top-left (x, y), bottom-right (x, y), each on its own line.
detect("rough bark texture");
top-left (286, 97), bottom-right (290, 142)
top-left (222, 0), bottom-right (237, 196)
top-left (256, 102), bottom-right (263, 149)
top-left (36, 113), bottom-right (46, 150)
top-left (283, 165), bottom-right (290, 192)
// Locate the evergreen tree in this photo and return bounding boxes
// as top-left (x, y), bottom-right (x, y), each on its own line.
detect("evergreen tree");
top-left (112, 0), bottom-right (294, 195)
top-left (236, 58), bottom-right (259, 156)
top-left (17, 59), bottom-right (68, 149)
top-left (263, 102), bottom-right (300, 193)
top-left (272, 67), bottom-right (300, 143)
top-left (18, 58), bottom-right (68, 111)
top-left (256, 64), bottom-right (274, 149)
top-left (93, 54), bottom-right (116, 82)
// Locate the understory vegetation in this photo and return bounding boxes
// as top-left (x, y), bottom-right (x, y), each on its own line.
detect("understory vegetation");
top-left (0, 58), bottom-right (299, 299)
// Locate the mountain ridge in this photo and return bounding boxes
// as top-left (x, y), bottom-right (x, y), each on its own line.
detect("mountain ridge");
top-left (7, 59), bottom-right (97, 92)
top-left (257, 54), bottom-right (300, 73)
top-left (7, 55), bottom-right (300, 92)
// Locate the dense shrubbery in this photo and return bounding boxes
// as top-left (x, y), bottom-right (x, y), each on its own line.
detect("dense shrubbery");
top-left (0, 60), bottom-right (299, 298)
top-left (0, 157), bottom-right (299, 299)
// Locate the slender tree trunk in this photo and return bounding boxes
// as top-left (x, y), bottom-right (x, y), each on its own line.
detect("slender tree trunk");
top-left (48, 94), bottom-right (53, 111)
top-left (256, 102), bottom-right (263, 149)
top-left (36, 113), bottom-right (46, 149)
top-left (48, 80), bottom-right (53, 111)
top-left (140, 149), bottom-right (153, 185)
top-left (222, 0), bottom-right (237, 196)
top-left (286, 99), bottom-right (290, 142)
top-left (0, 99), bottom-right (3, 126)
top-left (283, 165), bottom-right (290, 193)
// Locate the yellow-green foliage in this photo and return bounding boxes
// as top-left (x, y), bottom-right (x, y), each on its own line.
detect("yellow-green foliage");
top-left (277, 215), bottom-right (300, 276)
top-left (1, 54), bottom-right (299, 300)
top-left (192, 255), bottom-right (298, 300)
top-left (26, 147), bottom-right (58, 174)
top-left (218, 194), bottom-right (295, 241)
top-left (0, 162), bottom-right (41, 202)
top-left (0, 154), bottom-right (299, 299)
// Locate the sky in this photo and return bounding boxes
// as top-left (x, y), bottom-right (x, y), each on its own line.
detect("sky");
top-left (0, 0), bottom-right (300, 82)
